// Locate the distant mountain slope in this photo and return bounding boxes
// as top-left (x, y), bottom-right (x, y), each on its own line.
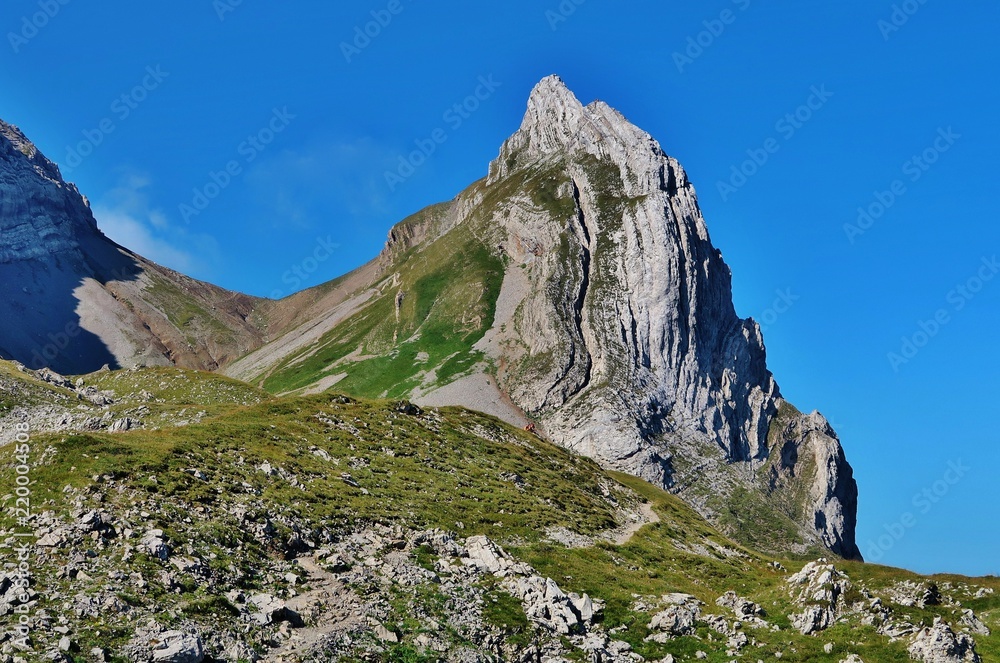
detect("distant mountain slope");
top-left (0, 360), bottom-right (272, 446)
top-left (0, 119), bottom-right (269, 373)
top-left (223, 77), bottom-right (861, 561)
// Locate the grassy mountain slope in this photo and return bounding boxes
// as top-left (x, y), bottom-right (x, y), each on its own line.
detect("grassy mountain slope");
top-left (0, 361), bottom-right (272, 445)
top-left (254, 204), bottom-right (504, 400)
top-left (0, 362), bottom-right (80, 419)
top-left (222, 162), bottom-right (844, 563)
top-left (244, 158), bottom-right (606, 401)
top-left (0, 365), bottom-right (996, 661)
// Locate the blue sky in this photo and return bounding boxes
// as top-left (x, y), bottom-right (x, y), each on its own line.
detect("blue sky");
top-left (2, 1), bottom-right (998, 576)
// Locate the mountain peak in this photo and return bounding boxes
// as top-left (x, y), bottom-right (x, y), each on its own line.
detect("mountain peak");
top-left (489, 75), bottom-right (663, 183)
top-left (510, 74), bottom-right (589, 158)
top-left (528, 74), bottom-right (572, 96)
top-left (0, 117), bottom-right (65, 185)
top-left (0, 117), bottom-right (270, 374)
top-left (524, 74), bottom-right (584, 118)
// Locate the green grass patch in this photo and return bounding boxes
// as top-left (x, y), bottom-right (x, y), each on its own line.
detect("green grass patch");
top-left (262, 224), bottom-right (503, 397)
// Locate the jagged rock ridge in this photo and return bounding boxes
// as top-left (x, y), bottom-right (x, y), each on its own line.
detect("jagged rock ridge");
top-left (223, 76), bottom-right (860, 559)
top-left (0, 120), bottom-right (99, 264)
top-left (472, 76), bottom-right (859, 559)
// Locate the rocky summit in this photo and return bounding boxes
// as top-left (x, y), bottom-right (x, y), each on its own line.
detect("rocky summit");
top-left (2, 77), bottom-right (991, 663)
top-left (226, 76), bottom-right (859, 560)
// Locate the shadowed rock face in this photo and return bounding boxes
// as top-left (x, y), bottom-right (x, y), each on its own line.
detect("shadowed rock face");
top-left (0, 120), bottom-right (100, 264)
top-left (0, 119), bottom-right (267, 374)
top-left (1, 119), bottom-right (128, 372)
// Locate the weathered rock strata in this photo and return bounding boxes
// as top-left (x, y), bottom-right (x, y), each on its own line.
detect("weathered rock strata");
top-left (470, 76), bottom-right (860, 558)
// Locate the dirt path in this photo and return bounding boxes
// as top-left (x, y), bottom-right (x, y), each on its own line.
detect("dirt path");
top-left (263, 556), bottom-right (364, 662)
top-left (611, 501), bottom-right (660, 545)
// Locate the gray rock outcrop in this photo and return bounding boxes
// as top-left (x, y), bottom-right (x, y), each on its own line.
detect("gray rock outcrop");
top-left (716, 591), bottom-right (767, 626)
top-left (907, 619), bottom-right (981, 662)
top-left (647, 595), bottom-right (702, 639)
top-left (148, 630), bottom-right (205, 663)
top-left (959, 609), bottom-right (991, 636)
top-left (787, 560), bottom-right (852, 635)
top-left (474, 76), bottom-right (860, 558)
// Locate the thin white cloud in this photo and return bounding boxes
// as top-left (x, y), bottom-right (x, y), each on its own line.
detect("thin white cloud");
top-left (92, 172), bottom-right (218, 276)
top-left (94, 207), bottom-right (199, 273)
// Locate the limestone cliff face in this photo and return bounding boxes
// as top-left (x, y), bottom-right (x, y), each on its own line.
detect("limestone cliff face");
top-left (484, 77), bottom-right (777, 467)
top-left (464, 77), bottom-right (860, 558)
top-left (0, 120), bottom-right (98, 264)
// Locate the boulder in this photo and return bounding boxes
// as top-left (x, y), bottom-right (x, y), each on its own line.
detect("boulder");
top-left (920, 583), bottom-right (943, 607)
top-left (249, 593), bottom-right (303, 627)
top-left (959, 609), bottom-right (990, 636)
top-left (649, 602), bottom-right (701, 637)
top-left (462, 535), bottom-right (513, 574)
top-left (506, 575), bottom-right (583, 634)
top-left (375, 623), bottom-right (399, 643)
top-left (148, 631), bottom-right (204, 663)
top-left (908, 619), bottom-right (980, 662)
top-left (787, 561), bottom-right (851, 635)
top-left (141, 530), bottom-right (171, 561)
top-left (716, 591), bottom-right (766, 620)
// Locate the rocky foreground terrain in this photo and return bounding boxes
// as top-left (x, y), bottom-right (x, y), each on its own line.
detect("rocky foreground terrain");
top-left (0, 362), bottom-right (997, 662)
